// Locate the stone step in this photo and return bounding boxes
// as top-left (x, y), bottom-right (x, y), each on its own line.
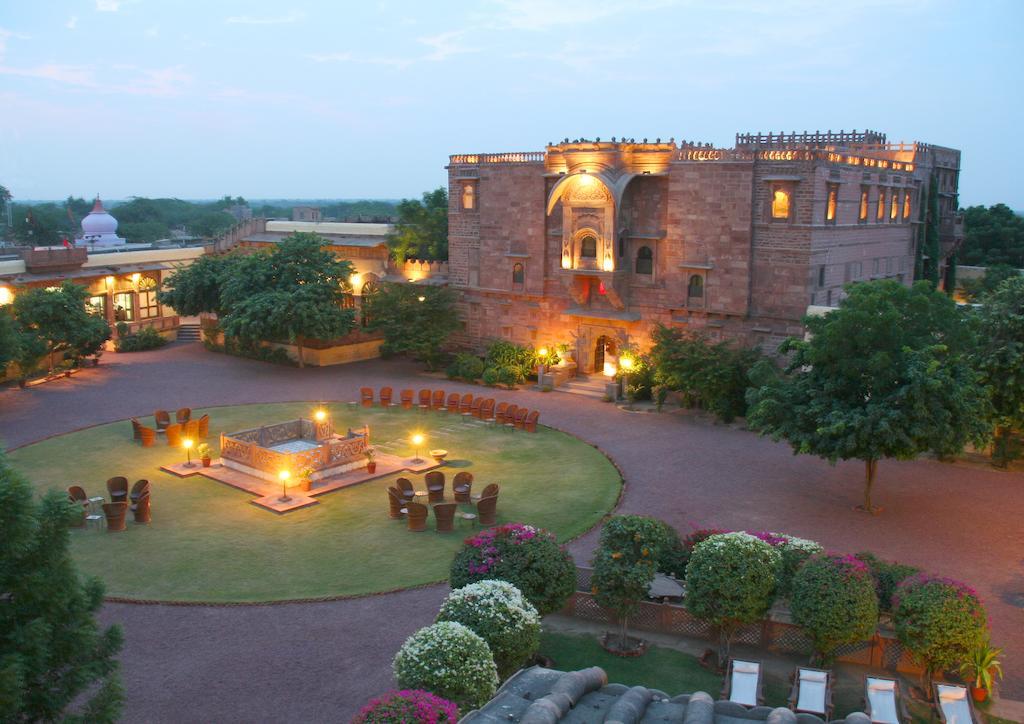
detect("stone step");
top-left (554, 377), bottom-right (610, 399)
top-left (176, 324), bottom-right (202, 341)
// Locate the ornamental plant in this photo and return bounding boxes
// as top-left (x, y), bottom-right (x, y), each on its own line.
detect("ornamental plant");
top-left (392, 622), bottom-right (498, 710)
top-left (678, 527), bottom-right (730, 569)
top-left (747, 531), bottom-right (823, 598)
top-left (685, 532), bottom-right (780, 663)
top-left (790, 554), bottom-right (879, 663)
top-left (449, 523), bottom-right (575, 615)
top-left (893, 574), bottom-right (988, 688)
top-left (854, 552), bottom-right (920, 613)
top-left (352, 689), bottom-right (458, 724)
top-left (591, 515), bottom-right (673, 651)
top-left (436, 580), bottom-right (541, 680)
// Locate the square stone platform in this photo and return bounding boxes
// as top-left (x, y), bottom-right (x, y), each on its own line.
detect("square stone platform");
top-left (160, 452), bottom-right (441, 514)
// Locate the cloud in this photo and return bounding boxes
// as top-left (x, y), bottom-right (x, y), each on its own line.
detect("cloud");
top-left (418, 30), bottom-right (478, 62)
top-left (481, 0), bottom-right (676, 31)
top-left (0, 63), bottom-right (97, 87)
top-left (95, 0), bottom-right (121, 11)
top-left (65, 16), bottom-right (79, 30)
top-left (226, 11), bottom-right (306, 25)
top-left (0, 62), bottom-right (192, 98)
top-left (307, 51), bottom-right (352, 63)
top-left (306, 30), bottom-right (478, 69)
top-left (0, 26), bottom-right (31, 59)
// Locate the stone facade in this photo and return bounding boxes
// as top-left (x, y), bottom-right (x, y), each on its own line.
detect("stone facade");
top-left (448, 131), bottom-right (962, 372)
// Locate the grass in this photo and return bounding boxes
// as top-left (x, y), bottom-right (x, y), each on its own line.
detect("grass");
top-left (9, 402), bottom-right (621, 602)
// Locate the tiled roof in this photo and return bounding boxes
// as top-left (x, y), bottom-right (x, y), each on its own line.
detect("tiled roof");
top-left (461, 666), bottom-right (872, 724)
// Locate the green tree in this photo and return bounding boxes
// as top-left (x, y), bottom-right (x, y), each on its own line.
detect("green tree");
top-left (159, 253), bottom-right (242, 317)
top-left (0, 307), bottom-right (21, 370)
top-left (364, 283), bottom-right (459, 370)
top-left (119, 220), bottom-right (170, 244)
top-left (187, 210), bottom-right (235, 239)
top-left (0, 450), bottom-right (123, 722)
top-left (958, 204), bottom-right (1024, 268)
top-left (387, 187), bottom-right (448, 262)
top-left (219, 233), bottom-right (355, 367)
top-left (746, 280), bottom-right (989, 513)
top-left (923, 175), bottom-right (941, 288)
top-left (13, 282), bottom-right (111, 373)
top-left (971, 276), bottom-right (1024, 466)
top-left (959, 263), bottom-right (1021, 302)
top-left (12, 203), bottom-right (69, 245)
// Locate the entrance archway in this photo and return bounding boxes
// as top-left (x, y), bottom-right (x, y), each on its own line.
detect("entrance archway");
top-left (593, 335), bottom-right (616, 374)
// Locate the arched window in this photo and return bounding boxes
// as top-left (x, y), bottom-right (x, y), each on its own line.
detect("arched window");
top-left (635, 246), bottom-right (653, 275)
top-left (580, 235), bottom-right (597, 258)
top-left (512, 263), bottom-right (524, 286)
top-left (462, 184), bottom-right (475, 210)
top-left (771, 188), bottom-right (790, 219)
top-left (687, 274), bottom-right (704, 299)
top-left (359, 280), bottom-right (379, 328)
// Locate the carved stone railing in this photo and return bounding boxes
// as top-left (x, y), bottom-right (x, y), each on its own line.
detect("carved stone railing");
top-left (220, 419), bottom-right (369, 479)
top-left (736, 129), bottom-right (887, 148)
top-left (448, 152), bottom-right (546, 165)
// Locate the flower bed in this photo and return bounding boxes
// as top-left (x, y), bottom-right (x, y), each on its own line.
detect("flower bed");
top-left (353, 690), bottom-right (458, 724)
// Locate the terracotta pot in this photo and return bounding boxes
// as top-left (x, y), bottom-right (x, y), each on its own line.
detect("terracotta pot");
top-left (366, 462), bottom-right (377, 473)
top-left (970, 685), bottom-right (988, 703)
top-left (202, 457), bottom-right (211, 468)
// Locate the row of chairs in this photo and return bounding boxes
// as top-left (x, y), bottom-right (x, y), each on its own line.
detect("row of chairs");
top-left (360, 387), bottom-right (540, 432)
top-left (131, 414), bottom-right (209, 447)
top-left (155, 408), bottom-right (193, 429)
top-left (723, 659), bottom-right (978, 724)
top-left (388, 476), bottom-right (500, 531)
top-left (68, 478), bottom-right (151, 530)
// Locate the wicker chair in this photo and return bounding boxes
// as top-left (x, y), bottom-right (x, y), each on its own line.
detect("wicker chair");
top-left (131, 492), bottom-right (151, 524)
top-left (503, 405), bottom-right (519, 429)
top-left (400, 389), bottom-right (414, 409)
top-left (130, 479), bottom-right (151, 504)
top-left (360, 387), bottom-right (374, 407)
top-left (106, 476), bottom-right (129, 503)
top-left (154, 409), bottom-right (171, 431)
top-left (446, 392), bottom-right (461, 412)
top-left (433, 502), bottom-right (457, 532)
top-left (469, 397), bottom-right (483, 418)
top-left (184, 419), bottom-right (200, 440)
top-left (380, 386), bottom-right (393, 407)
top-left (406, 502), bottom-right (428, 532)
top-left (102, 501), bottom-right (128, 532)
top-left (386, 487), bottom-right (406, 519)
top-left (130, 417), bottom-right (143, 441)
top-left (459, 393), bottom-right (474, 414)
top-left (476, 482), bottom-right (500, 500)
top-left (432, 390), bottom-right (446, 409)
top-left (197, 414), bottom-right (210, 439)
top-left (176, 407), bottom-right (191, 424)
top-left (479, 398), bottom-right (495, 421)
top-left (165, 423), bottom-right (183, 448)
top-left (396, 477), bottom-right (415, 503)
top-left (494, 402), bottom-right (509, 424)
top-left (418, 389), bottom-right (432, 409)
top-left (524, 410), bottom-right (540, 433)
top-left (513, 407), bottom-right (528, 429)
top-left (476, 495), bottom-right (498, 526)
top-left (140, 425), bottom-right (157, 447)
top-left (453, 472), bottom-right (474, 503)
top-left (68, 485), bottom-right (89, 526)
top-left (425, 471), bottom-right (445, 503)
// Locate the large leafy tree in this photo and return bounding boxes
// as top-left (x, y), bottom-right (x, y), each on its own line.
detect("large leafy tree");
top-left (363, 283), bottom-right (459, 370)
top-left (747, 280), bottom-right (989, 513)
top-left (219, 233), bottom-right (356, 367)
top-left (0, 308), bottom-right (21, 370)
top-left (958, 203), bottom-right (1024, 268)
top-left (12, 282), bottom-right (110, 373)
top-left (959, 263), bottom-right (1021, 302)
top-left (0, 450), bottom-right (123, 722)
top-left (971, 276), bottom-right (1024, 466)
top-left (159, 253), bottom-right (242, 317)
top-left (387, 187), bottom-right (448, 262)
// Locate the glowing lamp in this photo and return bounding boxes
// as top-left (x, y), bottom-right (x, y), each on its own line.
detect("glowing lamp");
top-left (131, 272), bottom-right (141, 285)
top-left (537, 347), bottom-right (548, 358)
top-left (349, 272), bottom-right (362, 290)
top-left (104, 275), bottom-right (115, 289)
top-left (314, 409), bottom-right (327, 422)
top-left (278, 470), bottom-right (291, 502)
top-left (620, 355), bottom-right (634, 371)
top-left (183, 438), bottom-right (195, 467)
top-left (410, 433), bottom-right (425, 463)
top-left (417, 295), bottom-right (426, 302)
top-left (603, 361), bottom-right (617, 378)
top-left (0, 287), bottom-right (11, 305)
top-left (602, 258), bottom-right (614, 272)
top-left (561, 256), bottom-right (571, 270)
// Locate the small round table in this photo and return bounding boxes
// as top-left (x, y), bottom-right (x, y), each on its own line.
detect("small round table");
top-left (430, 449), bottom-right (448, 464)
top-left (414, 490), bottom-right (428, 500)
top-left (458, 512), bottom-right (477, 528)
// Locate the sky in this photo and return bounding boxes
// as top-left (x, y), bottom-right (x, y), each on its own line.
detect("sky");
top-left (1, 0), bottom-right (1021, 206)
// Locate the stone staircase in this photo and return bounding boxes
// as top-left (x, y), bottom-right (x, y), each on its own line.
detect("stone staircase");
top-left (176, 323), bottom-right (201, 342)
top-left (553, 375), bottom-right (610, 400)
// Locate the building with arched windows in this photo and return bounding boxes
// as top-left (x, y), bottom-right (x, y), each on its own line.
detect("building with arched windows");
top-left (447, 131), bottom-right (962, 373)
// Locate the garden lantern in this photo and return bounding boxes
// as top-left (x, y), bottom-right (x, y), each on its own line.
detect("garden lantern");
top-left (278, 470), bottom-right (291, 502)
top-left (183, 438), bottom-right (195, 468)
top-left (411, 433), bottom-right (424, 463)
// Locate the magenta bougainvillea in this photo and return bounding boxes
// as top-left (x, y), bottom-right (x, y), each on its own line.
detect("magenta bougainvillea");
top-left (353, 689), bottom-right (458, 724)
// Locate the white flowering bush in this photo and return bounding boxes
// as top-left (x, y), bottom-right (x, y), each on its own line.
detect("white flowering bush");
top-left (393, 622), bottom-right (498, 709)
top-left (436, 580), bottom-right (541, 679)
top-left (747, 531), bottom-right (824, 598)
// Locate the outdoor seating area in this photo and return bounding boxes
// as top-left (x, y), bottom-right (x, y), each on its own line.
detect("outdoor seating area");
top-left (387, 471), bottom-right (499, 532)
top-left (361, 386), bottom-right (542, 432)
top-left (132, 410), bottom-right (209, 448)
top-left (67, 477), bottom-right (151, 530)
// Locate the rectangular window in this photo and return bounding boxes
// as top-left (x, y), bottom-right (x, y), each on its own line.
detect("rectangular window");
top-left (825, 183), bottom-right (838, 224)
top-left (876, 189), bottom-right (886, 222)
top-left (817, 265), bottom-right (826, 288)
top-left (872, 258), bottom-right (880, 276)
top-left (902, 190), bottom-right (911, 221)
top-left (87, 294), bottom-right (107, 318)
top-left (113, 292), bottom-right (134, 322)
top-left (890, 191), bottom-right (899, 222)
top-left (138, 290), bottom-right (159, 319)
top-left (859, 187), bottom-right (869, 223)
top-left (771, 185), bottom-right (791, 220)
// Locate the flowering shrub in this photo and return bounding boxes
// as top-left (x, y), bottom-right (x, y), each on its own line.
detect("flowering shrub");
top-left (854, 552), bottom-right (920, 613)
top-left (790, 554), bottom-right (879, 661)
top-left (679, 527), bottom-right (730, 569)
top-left (747, 531), bottom-right (823, 598)
top-left (685, 532), bottom-right (780, 660)
top-left (893, 574), bottom-right (988, 683)
top-left (449, 523), bottom-right (575, 615)
top-left (352, 690), bottom-right (458, 724)
top-left (393, 622), bottom-right (498, 709)
top-left (436, 580), bottom-right (541, 679)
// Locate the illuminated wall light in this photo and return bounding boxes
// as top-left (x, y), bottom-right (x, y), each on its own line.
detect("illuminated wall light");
top-left (349, 272), bottom-right (362, 291)
top-left (561, 256), bottom-right (572, 270)
top-left (602, 257), bottom-right (614, 272)
top-left (603, 361), bottom-right (617, 378)
top-left (131, 272), bottom-right (141, 285)
top-left (104, 275), bottom-right (115, 289)
top-left (0, 287), bottom-right (11, 305)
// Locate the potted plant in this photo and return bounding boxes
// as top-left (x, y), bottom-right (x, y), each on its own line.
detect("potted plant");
top-left (299, 466), bottom-right (314, 492)
top-left (365, 448), bottom-right (377, 474)
top-left (959, 639), bottom-right (1003, 702)
top-left (196, 443), bottom-right (212, 467)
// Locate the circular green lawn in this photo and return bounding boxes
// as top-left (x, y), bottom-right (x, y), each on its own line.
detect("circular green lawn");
top-left (9, 402), bottom-right (621, 603)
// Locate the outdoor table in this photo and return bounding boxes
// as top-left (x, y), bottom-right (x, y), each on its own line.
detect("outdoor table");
top-left (414, 490), bottom-right (428, 499)
top-left (88, 496), bottom-right (105, 514)
top-left (430, 449), bottom-right (448, 464)
top-left (458, 512), bottom-right (477, 528)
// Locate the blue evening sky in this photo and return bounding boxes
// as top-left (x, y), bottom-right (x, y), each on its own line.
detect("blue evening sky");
top-left (1, 1), bottom-right (1021, 206)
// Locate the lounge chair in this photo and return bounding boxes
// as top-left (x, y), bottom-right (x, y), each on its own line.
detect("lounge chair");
top-left (184, 419), bottom-right (199, 441)
top-left (129, 479), bottom-right (151, 504)
top-left (934, 683), bottom-right (979, 724)
top-left (165, 423), bottom-right (182, 448)
top-left (722, 659), bottom-right (764, 707)
top-left (106, 476), bottom-right (129, 503)
top-left (418, 389), bottom-right (432, 409)
top-left (154, 409), bottom-right (171, 431)
top-left (131, 492), bottom-right (151, 524)
top-left (425, 471), bottom-right (445, 503)
top-left (524, 410), bottom-right (539, 432)
top-left (176, 407), bottom-right (191, 424)
top-left (197, 414), bottom-right (210, 439)
top-left (789, 667), bottom-right (833, 719)
top-left (130, 417), bottom-right (143, 441)
top-left (495, 401), bottom-right (509, 424)
top-left (433, 502), bottom-right (457, 532)
top-left (476, 495), bottom-right (498, 526)
top-left (387, 487), bottom-right (406, 519)
top-left (360, 387), bottom-right (374, 407)
top-left (446, 392), bottom-right (461, 412)
top-left (479, 398), bottom-right (495, 421)
top-left (140, 425), bottom-right (156, 447)
top-left (406, 502), bottom-right (428, 532)
top-left (513, 407), bottom-right (528, 429)
top-left (400, 389), bottom-right (414, 409)
top-left (380, 386), bottom-right (393, 407)
top-left (396, 477), bottom-right (415, 503)
top-left (453, 472), bottom-right (474, 503)
top-left (432, 390), bottom-right (445, 409)
top-left (102, 501), bottom-right (128, 532)
top-left (459, 393), bottom-right (473, 414)
top-left (865, 676), bottom-right (906, 724)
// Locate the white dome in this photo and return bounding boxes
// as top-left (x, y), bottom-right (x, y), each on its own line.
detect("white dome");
top-left (81, 197), bottom-right (118, 235)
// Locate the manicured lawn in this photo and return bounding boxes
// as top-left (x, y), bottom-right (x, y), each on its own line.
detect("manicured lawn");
top-left (9, 402), bottom-right (621, 602)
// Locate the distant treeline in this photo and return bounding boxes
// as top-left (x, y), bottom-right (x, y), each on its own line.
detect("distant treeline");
top-left (250, 199), bottom-right (398, 222)
top-left (958, 203), bottom-right (1024, 268)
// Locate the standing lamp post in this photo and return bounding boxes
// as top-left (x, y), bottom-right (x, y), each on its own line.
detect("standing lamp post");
top-left (537, 347), bottom-right (549, 381)
top-left (183, 438), bottom-right (195, 468)
top-left (411, 433), bottom-right (425, 463)
top-left (619, 355), bottom-right (635, 404)
top-left (278, 470), bottom-right (291, 502)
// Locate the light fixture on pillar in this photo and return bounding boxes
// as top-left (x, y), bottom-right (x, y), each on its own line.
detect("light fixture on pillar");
top-left (410, 433), bottom-right (424, 463)
top-left (278, 470), bottom-right (291, 502)
top-left (183, 438), bottom-right (195, 468)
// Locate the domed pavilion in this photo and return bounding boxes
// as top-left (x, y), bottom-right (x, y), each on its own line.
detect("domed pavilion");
top-left (77, 196), bottom-right (126, 246)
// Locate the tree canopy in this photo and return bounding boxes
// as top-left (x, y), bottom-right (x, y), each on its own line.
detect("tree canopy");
top-left (12, 282), bottom-right (111, 373)
top-left (958, 203), bottom-right (1024, 268)
top-left (387, 187), bottom-right (448, 262)
top-left (746, 280), bottom-right (990, 513)
top-left (159, 253), bottom-right (241, 317)
top-left (363, 283), bottom-right (459, 370)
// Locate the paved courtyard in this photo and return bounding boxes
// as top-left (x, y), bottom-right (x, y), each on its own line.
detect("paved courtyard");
top-left (2, 342), bottom-right (1022, 722)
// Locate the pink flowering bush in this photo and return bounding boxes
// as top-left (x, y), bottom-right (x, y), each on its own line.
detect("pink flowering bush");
top-left (352, 690), bottom-right (458, 724)
top-left (449, 523), bottom-right (575, 615)
top-left (747, 530), bottom-right (823, 598)
top-left (790, 553), bottom-right (879, 662)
